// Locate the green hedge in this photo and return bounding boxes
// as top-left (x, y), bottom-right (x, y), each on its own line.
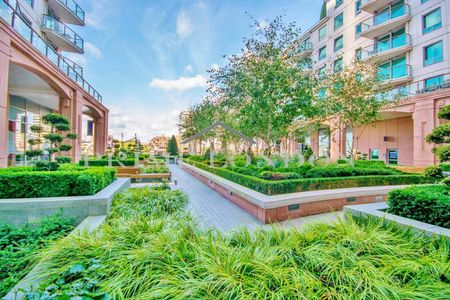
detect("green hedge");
top-left (387, 185), bottom-right (450, 229)
top-left (439, 163), bottom-right (450, 172)
top-left (0, 167), bottom-right (116, 199)
top-left (79, 159), bottom-right (137, 167)
top-left (184, 160), bottom-right (436, 195)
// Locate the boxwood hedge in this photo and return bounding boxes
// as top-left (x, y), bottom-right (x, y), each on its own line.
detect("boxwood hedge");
top-left (0, 167), bottom-right (116, 199)
top-left (79, 159), bottom-right (136, 167)
top-left (184, 159), bottom-right (436, 195)
top-left (387, 185), bottom-right (450, 229)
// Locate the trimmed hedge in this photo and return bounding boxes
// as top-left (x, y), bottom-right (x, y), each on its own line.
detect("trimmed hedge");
top-left (184, 160), bottom-right (436, 195)
top-left (0, 167), bottom-right (116, 199)
top-left (79, 159), bottom-right (137, 167)
top-left (439, 163), bottom-right (450, 172)
top-left (387, 185), bottom-right (450, 229)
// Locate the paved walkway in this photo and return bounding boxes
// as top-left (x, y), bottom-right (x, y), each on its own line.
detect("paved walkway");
top-left (169, 165), bottom-right (342, 232)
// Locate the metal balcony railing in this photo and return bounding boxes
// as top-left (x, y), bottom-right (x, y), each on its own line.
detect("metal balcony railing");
top-left (297, 42), bottom-right (313, 54)
top-left (42, 14), bottom-right (84, 52)
top-left (57, 0), bottom-right (85, 23)
top-left (0, 0), bottom-right (102, 103)
top-left (361, 3), bottom-right (411, 33)
top-left (360, 33), bottom-right (411, 60)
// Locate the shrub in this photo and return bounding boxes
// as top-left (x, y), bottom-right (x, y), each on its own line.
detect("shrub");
top-left (259, 171), bottom-right (302, 181)
top-left (78, 159), bottom-right (136, 167)
top-left (141, 166), bottom-right (170, 174)
top-left (439, 163), bottom-right (450, 172)
top-left (424, 166), bottom-right (443, 178)
top-left (354, 160), bottom-right (385, 168)
top-left (387, 185), bottom-right (450, 228)
top-left (337, 159), bottom-right (348, 164)
top-left (0, 215), bottom-right (74, 297)
top-left (55, 156), bottom-right (72, 164)
top-left (0, 167), bottom-right (116, 199)
top-left (34, 161), bottom-right (60, 171)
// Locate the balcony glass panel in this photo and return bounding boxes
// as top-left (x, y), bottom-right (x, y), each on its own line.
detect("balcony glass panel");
top-left (62, 0), bottom-right (85, 22)
top-left (373, 1), bottom-right (407, 26)
top-left (32, 35), bottom-right (47, 56)
top-left (42, 15), bottom-right (84, 51)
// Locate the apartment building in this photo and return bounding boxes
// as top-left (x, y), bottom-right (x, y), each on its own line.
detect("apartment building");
top-left (300, 0), bottom-right (450, 166)
top-left (0, 0), bottom-right (109, 167)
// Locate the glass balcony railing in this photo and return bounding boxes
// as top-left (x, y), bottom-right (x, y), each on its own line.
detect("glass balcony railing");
top-left (42, 15), bottom-right (84, 52)
top-left (297, 42), bottom-right (313, 55)
top-left (58, 0), bottom-right (85, 23)
top-left (0, 0), bottom-right (102, 103)
top-left (378, 64), bottom-right (411, 82)
top-left (361, 4), bottom-right (410, 32)
top-left (360, 33), bottom-right (411, 60)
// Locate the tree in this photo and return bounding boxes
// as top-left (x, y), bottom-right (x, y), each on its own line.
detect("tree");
top-left (208, 16), bottom-right (314, 155)
top-left (27, 113), bottom-right (78, 162)
top-left (426, 105), bottom-right (450, 162)
top-left (167, 135), bottom-right (179, 156)
top-left (306, 61), bottom-right (392, 159)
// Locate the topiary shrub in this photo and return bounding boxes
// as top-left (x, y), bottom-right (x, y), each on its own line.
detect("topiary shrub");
top-left (337, 159), bottom-right (348, 165)
top-left (387, 185), bottom-right (450, 228)
top-left (55, 156), bottom-right (72, 164)
top-left (259, 171), bottom-right (302, 181)
top-left (426, 104), bottom-right (450, 162)
top-left (34, 161), bottom-right (60, 171)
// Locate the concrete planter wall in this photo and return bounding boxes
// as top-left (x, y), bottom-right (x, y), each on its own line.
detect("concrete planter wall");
top-left (0, 178), bottom-right (130, 226)
top-left (180, 161), bottom-right (411, 224)
top-left (344, 202), bottom-right (450, 238)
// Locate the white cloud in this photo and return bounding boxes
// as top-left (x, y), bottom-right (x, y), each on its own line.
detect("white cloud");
top-left (149, 75), bottom-right (207, 91)
top-left (184, 64), bottom-right (194, 74)
top-left (64, 53), bottom-right (88, 68)
top-left (85, 42), bottom-right (102, 58)
top-left (210, 63), bottom-right (220, 71)
top-left (176, 11), bottom-right (193, 38)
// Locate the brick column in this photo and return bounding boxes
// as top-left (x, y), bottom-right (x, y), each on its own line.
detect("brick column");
top-left (0, 35), bottom-right (10, 167)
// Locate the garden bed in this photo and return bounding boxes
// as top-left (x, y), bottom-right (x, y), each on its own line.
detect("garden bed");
top-left (11, 187), bottom-right (450, 299)
top-left (183, 158), bottom-right (435, 195)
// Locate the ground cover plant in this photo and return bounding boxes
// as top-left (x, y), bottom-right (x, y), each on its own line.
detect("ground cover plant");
top-left (0, 165), bottom-right (116, 199)
top-left (388, 185), bottom-right (450, 229)
top-left (141, 166), bottom-right (170, 174)
top-left (0, 215), bottom-right (74, 297)
top-left (183, 156), bottom-right (436, 195)
top-left (25, 187), bottom-right (450, 299)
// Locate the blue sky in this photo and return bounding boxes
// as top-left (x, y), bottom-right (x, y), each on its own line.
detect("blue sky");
top-left (70, 0), bottom-right (323, 141)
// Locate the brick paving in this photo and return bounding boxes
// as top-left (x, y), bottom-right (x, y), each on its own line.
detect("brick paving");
top-left (170, 164), bottom-right (343, 232)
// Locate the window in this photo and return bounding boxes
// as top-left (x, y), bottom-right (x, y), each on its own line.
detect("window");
top-left (423, 8), bottom-right (442, 34)
top-left (346, 128), bottom-right (353, 158)
top-left (334, 57), bottom-right (343, 72)
top-left (355, 48), bottom-right (362, 61)
top-left (318, 129), bottom-right (330, 158)
top-left (336, 0), bottom-right (343, 8)
top-left (319, 46), bottom-right (327, 60)
top-left (355, 23), bottom-right (362, 37)
top-left (370, 149), bottom-right (380, 160)
top-left (334, 12), bottom-right (344, 30)
top-left (355, 0), bottom-right (361, 14)
top-left (425, 75), bottom-right (444, 88)
top-left (25, 0), bottom-right (33, 7)
top-left (378, 56), bottom-right (407, 80)
top-left (424, 41), bottom-right (443, 66)
top-left (319, 25), bottom-right (327, 41)
top-left (421, 0), bottom-right (430, 3)
top-left (334, 35), bottom-right (343, 52)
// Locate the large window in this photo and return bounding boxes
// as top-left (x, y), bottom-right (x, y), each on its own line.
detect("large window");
top-left (334, 57), bottom-right (343, 72)
top-left (334, 12), bottom-right (344, 30)
top-left (425, 75), bottom-right (444, 88)
top-left (319, 46), bottom-right (327, 61)
top-left (355, 0), bottom-right (361, 14)
top-left (378, 56), bottom-right (407, 80)
top-left (424, 41), bottom-right (443, 66)
top-left (334, 35), bottom-right (343, 52)
top-left (423, 8), bottom-right (442, 34)
top-left (318, 129), bottom-right (330, 158)
top-left (319, 25), bottom-right (327, 41)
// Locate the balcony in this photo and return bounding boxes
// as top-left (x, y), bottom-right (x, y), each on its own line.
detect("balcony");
top-left (47, 0), bottom-right (85, 26)
top-left (41, 15), bottom-right (84, 53)
top-left (360, 33), bottom-right (412, 63)
top-left (360, 4), bottom-right (411, 39)
top-left (378, 64), bottom-right (412, 87)
top-left (360, 0), bottom-right (394, 14)
top-left (0, 0), bottom-right (102, 102)
top-left (296, 42), bottom-right (313, 60)
top-left (300, 62), bottom-right (313, 75)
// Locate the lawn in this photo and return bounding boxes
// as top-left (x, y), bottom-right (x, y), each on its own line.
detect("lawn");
top-left (25, 187), bottom-right (450, 299)
top-left (183, 155), bottom-right (436, 195)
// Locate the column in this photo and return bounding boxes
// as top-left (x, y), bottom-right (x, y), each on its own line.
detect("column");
top-left (0, 38), bottom-right (10, 167)
top-left (412, 98), bottom-right (436, 166)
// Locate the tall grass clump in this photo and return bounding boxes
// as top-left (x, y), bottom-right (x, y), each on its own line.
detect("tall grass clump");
top-left (27, 188), bottom-right (450, 299)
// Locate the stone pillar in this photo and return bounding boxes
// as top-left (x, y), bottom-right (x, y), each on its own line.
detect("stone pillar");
top-left (94, 114), bottom-right (107, 156)
top-left (0, 35), bottom-right (11, 167)
top-left (71, 92), bottom-right (84, 162)
top-left (412, 98), bottom-right (436, 166)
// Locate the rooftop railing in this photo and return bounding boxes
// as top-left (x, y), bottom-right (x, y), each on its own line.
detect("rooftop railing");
top-left (42, 14), bottom-right (84, 52)
top-left (0, 0), bottom-right (102, 103)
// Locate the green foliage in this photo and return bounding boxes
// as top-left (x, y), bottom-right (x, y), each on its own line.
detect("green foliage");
top-left (438, 104), bottom-right (450, 120)
top-left (167, 135), bottom-right (179, 156)
top-left (426, 105), bottom-right (450, 162)
top-left (54, 123), bottom-right (71, 131)
top-left (34, 161), bottom-right (60, 171)
top-left (424, 166), bottom-right (443, 178)
top-left (78, 159), bottom-right (136, 167)
top-left (25, 149), bottom-right (43, 158)
top-left (439, 163), bottom-right (450, 172)
top-left (43, 133), bottom-right (63, 143)
top-left (0, 215), bottom-right (74, 297)
top-left (186, 160), bottom-right (435, 195)
top-left (432, 145), bottom-right (450, 162)
top-left (42, 113), bottom-right (69, 126)
top-left (354, 160), bottom-right (386, 168)
top-left (337, 159), bottom-right (348, 164)
top-left (28, 188), bottom-right (450, 299)
top-left (259, 171), bottom-right (301, 180)
top-left (141, 166), bottom-right (170, 174)
top-left (66, 133), bottom-right (78, 140)
top-left (0, 167), bottom-right (116, 198)
top-left (387, 185), bottom-right (450, 228)
top-left (29, 125), bottom-right (43, 133)
top-left (58, 144), bottom-right (72, 152)
top-left (55, 156), bottom-right (72, 164)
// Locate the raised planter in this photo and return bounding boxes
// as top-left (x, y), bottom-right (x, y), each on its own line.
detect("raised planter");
top-left (344, 202), bottom-right (450, 238)
top-left (180, 161), bottom-right (411, 224)
top-left (0, 178), bottom-right (130, 226)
